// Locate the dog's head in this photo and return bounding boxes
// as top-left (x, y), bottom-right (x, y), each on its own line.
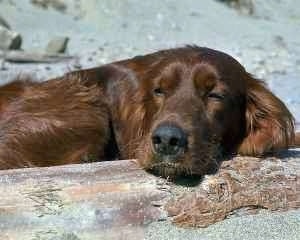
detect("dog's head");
top-left (89, 46), bottom-right (295, 179)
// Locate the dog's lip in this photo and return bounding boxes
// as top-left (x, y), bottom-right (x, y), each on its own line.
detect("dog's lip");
top-left (148, 160), bottom-right (181, 170)
top-left (151, 147), bottom-right (186, 162)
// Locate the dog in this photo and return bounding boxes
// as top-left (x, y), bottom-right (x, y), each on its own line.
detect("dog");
top-left (0, 46), bottom-right (299, 178)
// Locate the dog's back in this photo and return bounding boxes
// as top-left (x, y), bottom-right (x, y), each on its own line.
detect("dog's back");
top-left (0, 75), bottom-right (110, 169)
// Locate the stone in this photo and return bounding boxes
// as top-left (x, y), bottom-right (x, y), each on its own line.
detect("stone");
top-left (0, 16), bottom-right (11, 29)
top-left (30, 0), bottom-right (67, 12)
top-left (0, 26), bottom-right (22, 50)
top-left (46, 36), bottom-right (69, 54)
top-left (216, 0), bottom-right (254, 15)
top-left (0, 58), bottom-right (8, 71)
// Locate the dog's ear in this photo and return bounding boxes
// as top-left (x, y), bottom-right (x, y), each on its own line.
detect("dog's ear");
top-left (238, 74), bottom-right (295, 156)
top-left (66, 64), bottom-right (132, 88)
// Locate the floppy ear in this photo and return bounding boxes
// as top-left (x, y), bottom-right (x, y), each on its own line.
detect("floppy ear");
top-left (65, 64), bottom-right (132, 88)
top-left (238, 74), bottom-right (295, 156)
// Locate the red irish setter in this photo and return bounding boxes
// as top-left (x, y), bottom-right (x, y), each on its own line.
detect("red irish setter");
top-left (0, 46), bottom-right (299, 178)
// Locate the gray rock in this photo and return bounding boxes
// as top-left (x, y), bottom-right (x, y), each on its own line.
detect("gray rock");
top-left (46, 37), bottom-right (69, 54)
top-left (0, 58), bottom-right (8, 71)
top-left (30, 0), bottom-right (67, 12)
top-left (0, 16), bottom-right (11, 29)
top-left (0, 26), bottom-right (22, 50)
top-left (216, 0), bottom-right (254, 15)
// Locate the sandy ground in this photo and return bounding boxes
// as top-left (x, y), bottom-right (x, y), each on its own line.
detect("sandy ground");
top-left (146, 210), bottom-right (300, 240)
top-left (0, 0), bottom-right (299, 239)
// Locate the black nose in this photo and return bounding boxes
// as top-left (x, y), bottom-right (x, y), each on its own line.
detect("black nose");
top-left (152, 124), bottom-right (187, 159)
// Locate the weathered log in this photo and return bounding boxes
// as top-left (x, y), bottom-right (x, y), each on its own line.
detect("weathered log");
top-left (0, 50), bottom-right (73, 63)
top-left (0, 160), bottom-right (169, 239)
top-left (167, 154), bottom-right (300, 227)
top-left (0, 153), bottom-right (299, 239)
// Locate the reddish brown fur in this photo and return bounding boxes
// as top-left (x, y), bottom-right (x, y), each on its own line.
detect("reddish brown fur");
top-left (0, 75), bottom-right (110, 169)
top-left (0, 46), bottom-right (299, 178)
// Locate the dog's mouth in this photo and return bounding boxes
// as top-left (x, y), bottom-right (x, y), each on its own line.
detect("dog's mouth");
top-left (146, 158), bottom-right (194, 179)
top-left (143, 143), bottom-right (222, 180)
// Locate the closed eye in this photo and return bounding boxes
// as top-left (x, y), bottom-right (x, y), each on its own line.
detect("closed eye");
top-left (207, 92), bottom-right (225, 101)
top-left (153, 87), bottom-right (165, 96)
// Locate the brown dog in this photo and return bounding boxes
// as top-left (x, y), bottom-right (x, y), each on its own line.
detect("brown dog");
top-left (0, 46), bottom-right (299, 178)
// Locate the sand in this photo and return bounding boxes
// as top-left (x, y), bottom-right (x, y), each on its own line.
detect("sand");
top-left (0, 1), bottom-right (299, 239)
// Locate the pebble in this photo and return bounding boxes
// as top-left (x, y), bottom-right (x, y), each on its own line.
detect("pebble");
top-left (46, 36), bottom-right (69, 54)
top-left (217, 0), bottom-right (254, 15)
top-left (50, 0), bottom-right (67, 12)
top-left (189, 11), bottom-right (201, 17)
top-left (0, 59), bottom-right (8, 71)
top-left (72, 59), bottom-right (82, 69)
top-left (0, 16), bottom-right (11, 29)
top-left (274, 35), bottom-right (287, 49)
top-left (0, 26), bottom-right (22, 50)
top-left (30, 0), bottom-right (67, 12)
top-left (121, 23), bottom-right (128, 29)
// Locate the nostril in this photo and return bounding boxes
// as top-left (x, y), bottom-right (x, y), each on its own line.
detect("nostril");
top-left (169, 137), bottom-right (179, 146)
top-left (152, 124), bottom-right (188, 158)
top-left (152, 136), bottom-right (162, 145)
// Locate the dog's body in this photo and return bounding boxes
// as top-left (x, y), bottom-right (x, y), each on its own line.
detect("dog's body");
top-left (0, 46), bottom-right (299, 178)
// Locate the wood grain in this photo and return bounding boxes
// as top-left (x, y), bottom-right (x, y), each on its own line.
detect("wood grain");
top-left (0, 153), bottom-right (299, 239)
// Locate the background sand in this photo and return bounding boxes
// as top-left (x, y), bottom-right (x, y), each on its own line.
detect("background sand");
top-left (0, 1), bottom-right (299, 239)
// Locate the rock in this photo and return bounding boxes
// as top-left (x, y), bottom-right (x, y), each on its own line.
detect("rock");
top-left (274, 35), bottom-right (287, 49)
top-left (0, 50), bottom-right (73, 63)
top-left (50, 0), bottom-right (67, 12)
top-left (30, 0), bottom-right (67, 12)
top-left (46, 37), bottom-right (69, 54)
top-left (72, 58), bottom-right (82, 69)
top-left (31, 0), bottom-right (48, 8)
top-left (0, 58), bottom-right (8, 71)
top-left (0, 26), bottom-right (22, 50)
top-left (216, 0), bottom-right (254, 15)
top-left (0, 16), bottom-right (11, 29)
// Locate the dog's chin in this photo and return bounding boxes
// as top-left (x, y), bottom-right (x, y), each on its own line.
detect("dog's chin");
top-left (137, 145), bottom-right (204, 180)
top-left (144, 154), bottom-right (196, 180)
top-left (143, 155), bottom-right (221, 182)
top-left (147, 163), bottom-right (204, 182)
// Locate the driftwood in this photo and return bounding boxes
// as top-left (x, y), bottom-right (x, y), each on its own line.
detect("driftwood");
top-left (0, 50), bottom-right (73, 63)
top-left (167, 154), bottom-right (300, 227)
top-left (0, 153), bottom-right (299, 239)
top-left (0, 160), bottom-right (167, 240)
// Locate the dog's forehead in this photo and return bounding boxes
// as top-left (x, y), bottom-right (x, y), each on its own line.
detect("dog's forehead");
top-left (156, 60), bottom-right (246, 95)
top-left (159, 61), bottom-right (221, 84)
top-left (120, 46), bottom-right (247, 92)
